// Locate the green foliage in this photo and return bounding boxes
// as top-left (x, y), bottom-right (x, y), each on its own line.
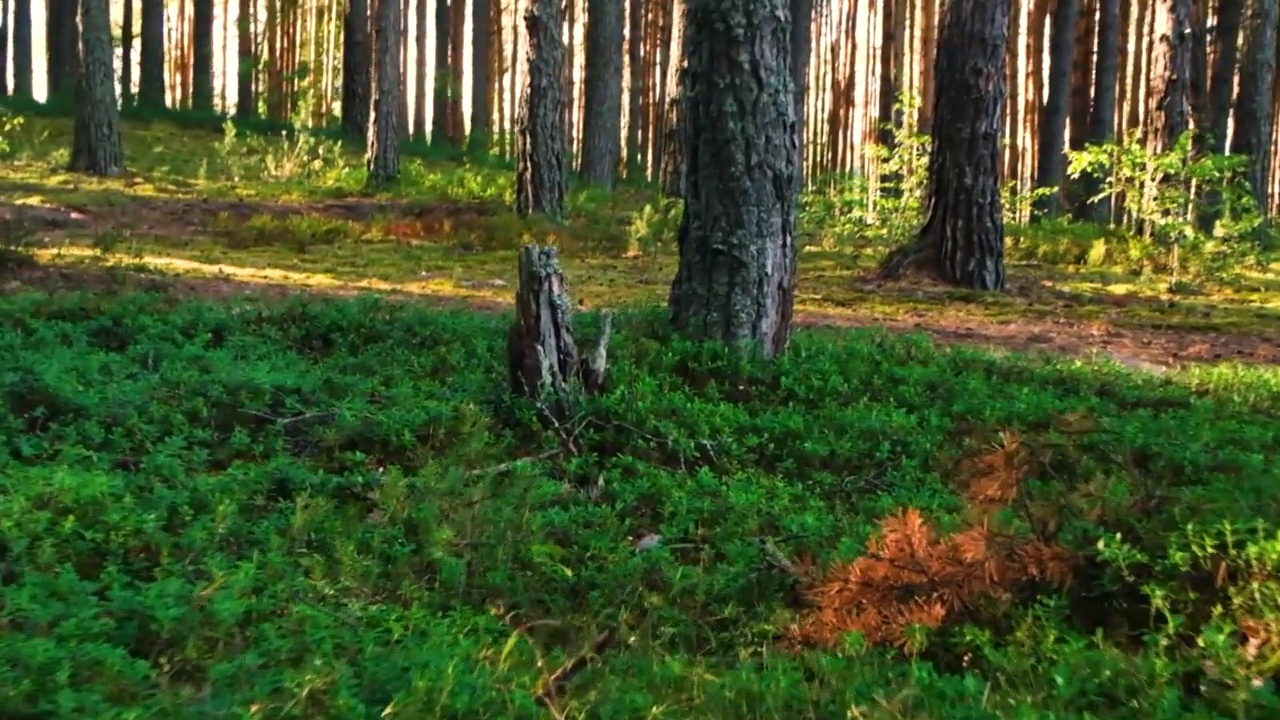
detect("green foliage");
top-left (2, 292), bottom-right (1279, 718)
top-left (217, 119), bottom-right (349, 186)
top-left (1067, 131), bottom-right (1274, 281)
top-left (0, 106), bottom-right (24, 158)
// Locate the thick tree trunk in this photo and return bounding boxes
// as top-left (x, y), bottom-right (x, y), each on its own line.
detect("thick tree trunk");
top-left (431, 0), bottom-right (450, 144)
top-left (193, 0), bottom-right (214, 111)
top-left (1081, 0), bottom-right (1120, 222)
top-left (578, 0), bottom-right (624, 187)
top-left (47, 0), bottom-right (79, 102)
top-left (1206, 0), bottom-right (1244, 153)
top-left (236, 0), bottom-right (255, 118)
top-left (659, 20), bottom-right (689, 197)
top-left (668, 0), bottom-right (799, 360)
top-left (790, 0), bottom-right (813, 177)
top-left (467, 0), bottom-right (493, 154)
top-left (515, 0), bottom-right (567, 218)
top-left (12, 0), bottom-right (32, 99)
top-left (1230, 0), bottom-right (1278, 214)
top-left (879, 0), bottom-right (1010, 291)
top-left (1033, 0), bottom-right (1080, 218)
top-left (507, 245), bottom-right (612, 416)
top-left (139, 0), bottom-right (166, 110)
top-left (341, 0), bottom-right (370, 137)
top-left (367, 0), bottom-right (402, 185)
top-left (413, 0), bottom-right (427, 140)
top-left (69, 0), bottom-right (123, 176)
top-left (1149, 0), bottom-right (1193, 153)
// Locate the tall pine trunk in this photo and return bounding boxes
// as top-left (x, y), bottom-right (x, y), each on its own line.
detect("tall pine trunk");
top-left (341, 0), bottom-right (370, 137)
top-left (121, 0), bottom-right (133, 107)
top-left (47, 0), bottom-right (80, 102)
top-left (790, 0), bottom-right (813, 182)
top-left (13, 0), bottom-right (32, 99)
top-left (0, 0), bottom-right (9, 97)
top-left (515, 0), bottom-right (566, 217)
top-left (1206, 0), bottom-right (1243, 153)
top-left (139, 0), bottom-right (166, 109)
top-left (193, 0), bottom-right (214, 111)
top-left (70, 0), bottom-right (123, 176)
top-left (668, 0), bottom-right (799, 359)
top-left (578, 0), bottom-right (624, 187)
top-left (1081, 0), bottom-right (1120, 222)
top-left (368, 0), bottom-right (402, 185)
top-left (467, 0), bottom-right (493, 154)
top-left (413, 0), bottom-right (427, 140)
top-left (1230, 0), bottom-right (1278, 214)
top-left (1149, 0), bottom-right (1192, 153)
top-left (431, 0), bottom-right (450, 144)
top-left (1033, 0), bottom-right (1080, 217)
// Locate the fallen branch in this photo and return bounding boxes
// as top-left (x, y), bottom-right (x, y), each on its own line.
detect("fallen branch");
top-left (464, 449), bottom-right (562, 477)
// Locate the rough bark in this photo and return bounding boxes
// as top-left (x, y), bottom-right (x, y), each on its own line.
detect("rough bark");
top-left (1149, 0), bottom-right (1193, 152)
top-left (507, 245), bottom-right (612, 416)
top-left (578, 0), bottom-right (624, 187)
top-left (431, 0), bottom-right (451, 144)
top-left (879, 0), bottom-right (1010, 291)
top-left (1081, 0), bottom-right (1120, 222)
top-left (193, 0), bottom-right (215, 112)
top-left (1033, 0), bottom-right (1080, 218)
top-left (341, 0), bottom-right (371, 137)
top-left (1230, 0), bottom-right (1278, 213)
top-left (1206, 0), bottom-right (1243, 153)
top-left (668, 0), bottom-right (799, 359)
top-left (515, 0), bottom-right (567, 218)
top-left (413, 0), bottom-right (427, 140)
top-left (12, 0), bottom-right (32, 99)
top-left (1069, 0), bottom-right (1096, 150)
top-left (790, 0), bottom-right (813, 180)
top-left (236, 0), bottom-right (254, 118)
top-left (139, 0), bottom-right (166, 110)
top-left (467, 0), bottom-right (493, 154)
top-left (659, 19), bottom-right (689, 197)
top-left (367, 0), bottom-right (402, 186)
top-left (69, 0), bottom-right (123, 176)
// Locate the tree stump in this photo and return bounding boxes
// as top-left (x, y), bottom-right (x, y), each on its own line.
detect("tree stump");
top-left (507, 246), bottom-right (611, 418)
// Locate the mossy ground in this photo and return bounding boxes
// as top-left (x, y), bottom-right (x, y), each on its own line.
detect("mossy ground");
top-left (3, 115), bottom-right (1280, 719)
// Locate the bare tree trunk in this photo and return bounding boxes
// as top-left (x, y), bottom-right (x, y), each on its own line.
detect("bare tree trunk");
top-left (669, 0), bottom-right (799, 359)
top-left (0, 0), bottom-right (9, 97)
top-left (140, 0), bottom-right (166, 109)
top-left (1149, 0), bottom-right (1192, 153)
top-left (880, 0), bottom-right (1010, 291)
top-left (47, 0), bottom-right (79, 101)
top-left (193, 0), bottom-right (214, 111)
top-left (448, 0), bottom-right (465, 141)
top-left (237, 0), bottom-right (255, 118)
top-left (1081, 0), bottom-right (1121, 221)
top-left (515, 0), bottom-right (567, 218)
top-left (1206, 0), bottom-right (1244, 153)
top-left (431, 0), bottom-right (451, 144)
top-left (578, 0), bottom-right (624, 187)
top-left (791, 0), bottom-right (814, 180)
top-left (70, 0), bottom-right (123, 176)
top-left (625, 0), bottom-right (645, 179)
top-left (368, 0), bottom-right (403, 185)
top-left (468, 0), bottom-right (494, 153)
top-left (413, 0), bottom-right (427, 140)
top-left (1230, 0), bottom-right (1278, 214)
top-left (12, 0), bottom-right (32, 99)
top-left (1033, 0), bottom-right (1080, 218)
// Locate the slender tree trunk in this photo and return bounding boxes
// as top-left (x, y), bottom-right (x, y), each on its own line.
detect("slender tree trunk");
top-left (1206, 0), bottom-right (1243, 152)
top-left (791, 0), bottom-right (814, 181)
top-left (1149, 0), bottom-right (1192, 153)
top-left (12, 0), bottom-right (32, 99)
top-left (121, 0), bottom-right (133, 107)
top-left (876, 0), bottom-right (897, 147)
top-left (341, 0), bottom-right (371, 137)
top-left (236, 0), bottom-right (255, 118)
top-left (669, 0), bottom-right (799, 359)
top-left (1082, 0), bottom-right (1120, 221)
top-left (1230, 0), bottom-right (1278, 214)
top-left (368, 0), bottom-right (402, 185)
top-left (47, 0), bottom-right (79, 101)
top-left (515, 0), bottom-right (566, 217)
top-left (0, 0), bottom-right (9, 97)
top-left (397, 0), bottom-right (410, 138)
top-left (140, 0), bottom-right (166, 109)
top-left (70, 0), bottom-right (123, 175)
top-left (448, 0), bottom-right (465, 140)
top-left (1033, 0), bottom-right (1080, 217)
top-left (578, 0), bottom-right (624, 187)
top-left (431, 0), bottom-right (450, 144)
top-left (1069, 0), bottom-right (1096, 151)
top-left (193, 0), bottom-right (214, 111)
top-left (413, 0), bottom-right (427, 140)
top-left (626, 0), bottom-right (645, 179)
top-left (880, 0), bottom-right (1010, 291)
top-left (468, 0), bottom-right (493, 153)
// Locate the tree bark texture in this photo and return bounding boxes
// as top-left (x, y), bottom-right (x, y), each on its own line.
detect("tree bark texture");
top-left (139, 0), bottom-right (166, 109)
top-left (790, 0), bottom-right (813, 177)
top-left (431, 0), bottom-right (451, 144)
top-left (236, 0), bottom-right (254, 118)
top-left (1082, 0), bottom-right (1121, 222)
top-left (193, 0), bottom-right (215, 111)
top-left (0, 0), bottom-right (9, 97)
top-left (121, 0), bottom-right (133, 106)
top-left (1149, 0), bottom-right (1192, 152)
top-left (341, 0), bottom-right (371, 138)
top-left (69, 0), bottom-right (123, 176)
top-left (413, 0), bottom-right (428, 140)
top-left (448, 0), bottom-right (466, 141)
top-left (46, 0), bottom-right (78, 101)
top-left (1230, 0), bottom-right (1278, 213)
top-left (626, 0), bottom-right (645, 178)
top-left (578, 0), bottom-right (624, 187)
top-left (1206, 0), bottom-right (1243, 153)
top-left (507, 245), bottom-right (612, 414)
top-left (880, 0), bottom-right (1010, 291)
top-left (367, 0), bottom-right (402, 185)
top-left (1033, 0), bottom-right (1080, 218)
top-left (467, 0), bottom-right (493, 154)
top-left (668, 0), bottom-right (800, 360)
top-left (13, 0), bottom-right (32, 99)
top-left (515, 0), bottom-right (567, 218)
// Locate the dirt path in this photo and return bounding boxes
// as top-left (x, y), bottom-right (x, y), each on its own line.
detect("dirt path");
top-left (3, 199), bottom-right (1277, 372)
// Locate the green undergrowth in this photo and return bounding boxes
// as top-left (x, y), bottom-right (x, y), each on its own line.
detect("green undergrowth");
top-left (2, 291), bottom-right (1280, 718)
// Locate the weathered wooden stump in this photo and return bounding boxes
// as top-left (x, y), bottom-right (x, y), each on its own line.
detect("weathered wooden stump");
top-left (507, 246), bottom-right (611, 417)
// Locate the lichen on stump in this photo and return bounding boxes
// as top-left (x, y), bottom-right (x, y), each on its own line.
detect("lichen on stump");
top-left (507, 246), bottom-right (611, 419)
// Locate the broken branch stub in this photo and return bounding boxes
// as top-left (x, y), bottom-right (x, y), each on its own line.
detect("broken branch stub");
top-left (506, 245), bottom-right (611, 414)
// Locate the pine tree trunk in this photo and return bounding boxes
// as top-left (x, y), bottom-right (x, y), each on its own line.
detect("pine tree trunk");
top-left (431, 0), bottom-right (450, 144)
top-left (413, 0), bottom-right (427, 140)
top-left (467, 0), bottom-right (493, 154)
top-left (12, 0), bottom-right (32, 99)
top-left (47, 0), bottom-right (80, 102)
top-left (1149, 0), bottom-right (1192, 153)
top-left (193, 0), bottom-right (214, 111)
top-left (1081, 0), bottom-right (1120, 222)
top-left (140, 0), bottom-right (166, 109)
top-left (880, 0), bottom-right (1010, 291)
top-left (397, 0), bottom-right (410, 138)
top-left (1033, 0), bottom-right (1080, 218)
top-left (515, 0), bottom-right (567, 218)
top-left (367, 0), bottom-right (402, 185)
top-left (121, 0), bottom-right (133, 107)
top-left (0, 0), bottom-right (9, 97)
top-left (668, 0), bottom-right (799, 360)
top-left (791, 0), bottom-right (814, 180)
top-left (448, 0), bottom-right (465, 142)
top-left (70, 0), bottom-right (123, 176)
top-left (578, 0), bottom-right (624, 187)
top-left (625, 0), bottom-right (645, 179)
top-left (1230, 0), bottom-right (1278, 214)
top-left (341, 0), bottom-right (370, 137)
top-left (1206, 0), bottom-right (1243, 153)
